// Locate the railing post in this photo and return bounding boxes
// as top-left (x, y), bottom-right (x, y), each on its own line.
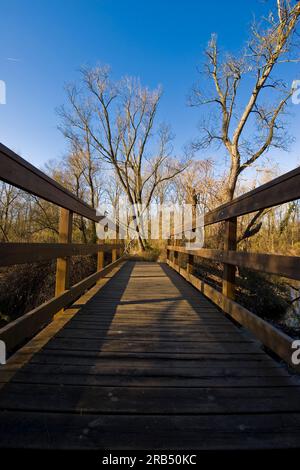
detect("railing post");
top-left (55, 208), bottom-right (73, 298)
top-left (174, 240), bottom-right (179, 270)
top-left (187, 253), bottom-right (194, 277)
top-left (222, 217), bottom-right (237, 300)
top-left (112, 246), bottom-right (117, 263)
top-left (113, 219), bottom-right (121, 262)
top-left (166, 236), bottom-right (170, 263)
top-left (97, 239), bottom-right (104, 271)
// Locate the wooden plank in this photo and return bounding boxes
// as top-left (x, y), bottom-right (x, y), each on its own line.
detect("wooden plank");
top-left (22, 350), bottom-right (268, 363)
top-left (25, 350), bottom-right (279, 367)
top-left (205, 164), bottom-right (300, 225)
top-left (168, 246), bottom-right (300, 280)
top-left (57, 328), bottom-right (247, 340)
top-left (60, 324), bottom-right (245, 334)
top-left (167, 259), bottom-right (300, 372)
top-left (42, 337), bottom-right (259, 354)
top-left (58, 330), bottom-right (250, 339)
top-left (66, 318), bottom-right (233, 327)
top-left (0, 382), bottom-right (300, 414)
top-left (1, 411), bottom-right (300, 450)
top-left (3, 361), bottom-right (290, 378)
top-left (63, 319), bottom-right (237, 327)
top-left (0, 369), bottom-right (294, 388)
top-left (0, 257), bottom-right (125, 352)
top-left (0, 142), bottom-right (101, 221)
top-left (23, 353), bottom-right (283, 369)
top-left (0, 243), bottom-right (122, 266)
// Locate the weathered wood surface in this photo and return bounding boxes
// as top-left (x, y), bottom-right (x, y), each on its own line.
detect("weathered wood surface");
top-left (0, 261), bottom-right (299, 450)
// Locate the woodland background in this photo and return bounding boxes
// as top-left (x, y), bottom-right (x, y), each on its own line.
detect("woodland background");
top-left (1, 0), bottom-right (300, 337)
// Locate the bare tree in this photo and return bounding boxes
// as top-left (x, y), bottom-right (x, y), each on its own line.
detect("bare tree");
top-left (190, 0), bottom-right (300, 202)
top-left (59, 67), bottom-right (188, 250)
top-left (57, 104), bottom-right (103, 242)
top-left (0, 183), bottom-right (20, 241)
top-left (174, 159), bottom-right (222, 211)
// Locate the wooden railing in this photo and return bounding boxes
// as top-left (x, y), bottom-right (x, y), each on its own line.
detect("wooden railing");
top-left (167, 165), bottom-right (300, 372)
top-left (1, 140), bottom-right (300, 371)
top-left (0, 143), bottom-right (124, 353)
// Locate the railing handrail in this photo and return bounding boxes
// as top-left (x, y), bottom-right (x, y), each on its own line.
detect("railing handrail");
top-left (0, 142), bottom-right (101, 222)
top-left (205, 164), bottom-right (300, 225)
top-left (0, 242), bottom-right (123, 266)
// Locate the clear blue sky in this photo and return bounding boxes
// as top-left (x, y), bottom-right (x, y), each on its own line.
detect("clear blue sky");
top-left (1, 0), bottom-right (300, 176)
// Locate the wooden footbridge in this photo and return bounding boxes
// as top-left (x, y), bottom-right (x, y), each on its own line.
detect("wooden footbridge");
top-left (0, 142), bottom-right (300, 450)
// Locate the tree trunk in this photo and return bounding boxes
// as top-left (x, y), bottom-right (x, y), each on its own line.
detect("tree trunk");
top-left (137, 232), bottom-right (146, 251)
top-left (225, 156), bottom-right (239, 202)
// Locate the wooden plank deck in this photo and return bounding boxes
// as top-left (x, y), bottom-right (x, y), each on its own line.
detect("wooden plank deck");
top-left (0, 260), bottom-right (300, 450)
